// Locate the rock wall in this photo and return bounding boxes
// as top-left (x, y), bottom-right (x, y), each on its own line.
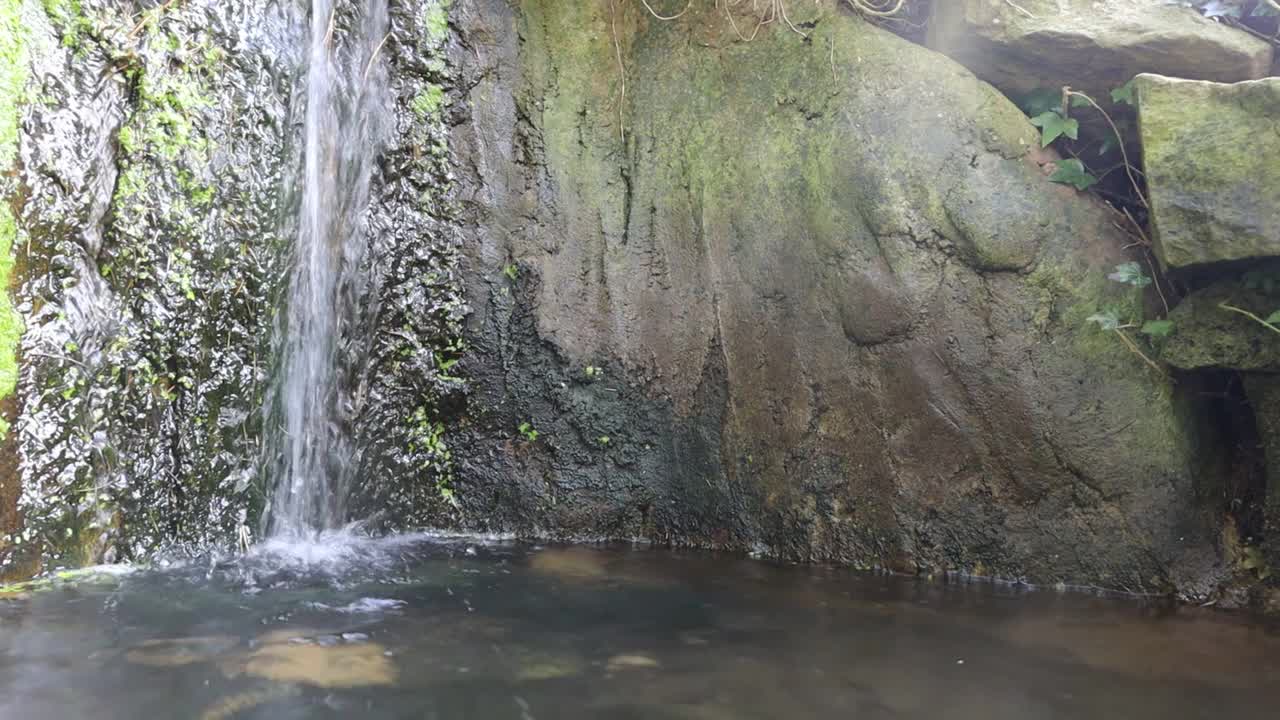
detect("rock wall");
top-left (0, 0), bottom-right (463, 575)
top-left (444, 0), bottom-right (1228, 596)
top-left (0, 0), bottom-right (1268, 602)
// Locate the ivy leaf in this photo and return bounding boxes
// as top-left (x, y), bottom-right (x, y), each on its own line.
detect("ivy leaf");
top-left (1107, 261), bottom-right (1153, 288)
top-left (1030, 111), bottom-right (1080, 147)
top-left (1019, 88), bottom-right (1062, 117)
top-left (1266, 310), bottom-right (1280, 325)
top-left (1111, 79), bottom-right (1136, 106)
top-left (1087, 308), bottom-right (1122, 331)
top-left (1049, 159), bottom-right (1098, 191)
top-left (1140, 320), bottom-right (1174, 337)
top-left (1069, 94), bottom-right (1092, 109)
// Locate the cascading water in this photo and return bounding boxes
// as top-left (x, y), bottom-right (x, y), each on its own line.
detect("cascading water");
top-left (263, 0), bottom-right (392, 538)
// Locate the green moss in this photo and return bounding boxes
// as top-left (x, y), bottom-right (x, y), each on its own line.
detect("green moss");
top-left (39, 0), bottom-right (91, 51)
top-left (1, 0), bottom-right (29, 169)
top-left (423, 0), bottom-right (449, 46)
top-left (0, 211), bottom-right (20, 385)
top-left (0, 0), bottom-right (29, 438)
top-left (1045, 259), bottom-right (1145, 365)
top-left (411, 84), bottom-right (445, 119)
top-left (1135, 75), bottom-right (1280, 268)
top-left (0, 565), bottom-right (131, 597)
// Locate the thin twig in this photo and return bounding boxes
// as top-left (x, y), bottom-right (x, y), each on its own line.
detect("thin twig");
top-left (1064, 89), bottom-right (1147, 209)
top-left (1141, 251), bottom-right (1169, 317)
top-left (25, 351), bottom-right (91, 371)
top-left (1003, 0), bottom-right (1037, 18)
top-left (361, 32), bottom-right (392, 84)
top-left (1220, 303), bottom-right (1280, 337)
top-left (1121, 207), bottom-right (1148, 245)
top-left (128, 0), bottom-right (182, 39)
top-left (1117, 208), bottom-right (1168, 315)
top-left (611, 0), bottom-right (627, 143)
top-left (1113, 328), bottom-right (1165, 376)
top-left (639, 0), bottom-right (692, 20)
top-left (844, 0), bottom-right (905, 17)
top-left (723, 0), bottom-right (752, 41)
top-left (775, 0), bottom-right (808, 37)
top-left (324, 7), bottom-right (337, 48)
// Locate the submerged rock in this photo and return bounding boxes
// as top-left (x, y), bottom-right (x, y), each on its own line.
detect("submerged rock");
top-left (448, 1), bottom-right (1224, 593)
top-left (927, 0), bottom-right (1272, 111)
top-left (1135, 74), bottom-right (1280, 269)
top-left (231, 638), bottom-right (398, 687)
top-left (124, 636), bottom-right (240, 667)
top-left (606, 654), bottom-right (661, 672)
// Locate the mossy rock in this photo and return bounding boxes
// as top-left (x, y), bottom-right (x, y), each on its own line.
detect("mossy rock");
top-left (452, 0), bottom-right (1223, 593)
top-left (1135, 74), bottom-right (1280, 269)
top-left (1157, 281), bottom-right (1280, 371)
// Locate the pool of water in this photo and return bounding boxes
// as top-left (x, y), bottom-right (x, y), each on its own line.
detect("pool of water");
top-left (2, 535), bottom-right (1278, 719)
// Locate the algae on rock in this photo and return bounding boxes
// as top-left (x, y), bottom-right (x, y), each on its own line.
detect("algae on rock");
top-left (1135, 74), bottom-right (1280, 269)
top-left (446, 0), bottom-right (1223, 594)
top-left (0, 0), bottom-right (468, 574)
top-left (1156, 281), bottom-right (1280, 371)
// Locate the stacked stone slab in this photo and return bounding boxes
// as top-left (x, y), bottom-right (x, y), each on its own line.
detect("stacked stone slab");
top-left (1133, 74), bottom-right (1280, 573)
top-left (927, 0), bottom-right (1280, 591)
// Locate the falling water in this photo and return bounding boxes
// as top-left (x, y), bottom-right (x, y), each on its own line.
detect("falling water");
top-left (263, 0), bottom-right (391, 538)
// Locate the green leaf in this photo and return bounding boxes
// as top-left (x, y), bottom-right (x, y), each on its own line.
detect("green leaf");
top-left (1265, 310), bottom-right (1280, 325)
top-left (1086, 308), bottom-right (1122, 332)
top-left (517, 421), bottom-right (539, 442)
top-left (1107, 261), bottom-right (1153, 288)
top-left (1140, 320), bottom-right (1174, 338)
top-left (1019, 88), bottom-right (1062, 117)
top-left (1069, 94), bottom-right (1091, 109)
top-left (1049, 159), bottom-right (1098, 191)
top-left (1030, 111), bottom-right (1079, 147)
top-left (1110, 79), bottom-right (1136, 106)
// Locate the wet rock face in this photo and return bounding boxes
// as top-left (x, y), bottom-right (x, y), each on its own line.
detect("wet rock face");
top-left (1135, 74), bottom-right (1280, 269)
top-left (4, 0), bottom-right (302, 570)
top-left (1, 0), bottom-right (463, 573)
top-left (0, 0), bottom-right (1247, 598)
top-left (447, 1), bottom-right (1225, 593)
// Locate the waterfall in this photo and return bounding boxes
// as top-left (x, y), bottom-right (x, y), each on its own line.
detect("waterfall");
top-left (263, 0), bottom-right (391, 538)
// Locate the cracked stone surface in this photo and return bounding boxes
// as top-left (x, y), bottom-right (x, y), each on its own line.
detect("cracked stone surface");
top-left (443, 0), bottom-right (1227, 595)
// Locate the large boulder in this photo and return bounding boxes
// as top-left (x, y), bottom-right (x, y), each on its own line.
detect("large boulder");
top-left (447, 0), bottom-right (1226, 594)
top-left (927, 0), bottom-right (1273, 112)
top-left (1135, 74), bottom-right (1280, 269)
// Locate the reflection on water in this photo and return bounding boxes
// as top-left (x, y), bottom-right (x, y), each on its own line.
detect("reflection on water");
top-left (1, 536), bottom-right (1279, 719)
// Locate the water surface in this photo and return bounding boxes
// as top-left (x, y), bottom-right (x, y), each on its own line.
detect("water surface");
top-left (2, 537), bottom-right (1277, 719)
